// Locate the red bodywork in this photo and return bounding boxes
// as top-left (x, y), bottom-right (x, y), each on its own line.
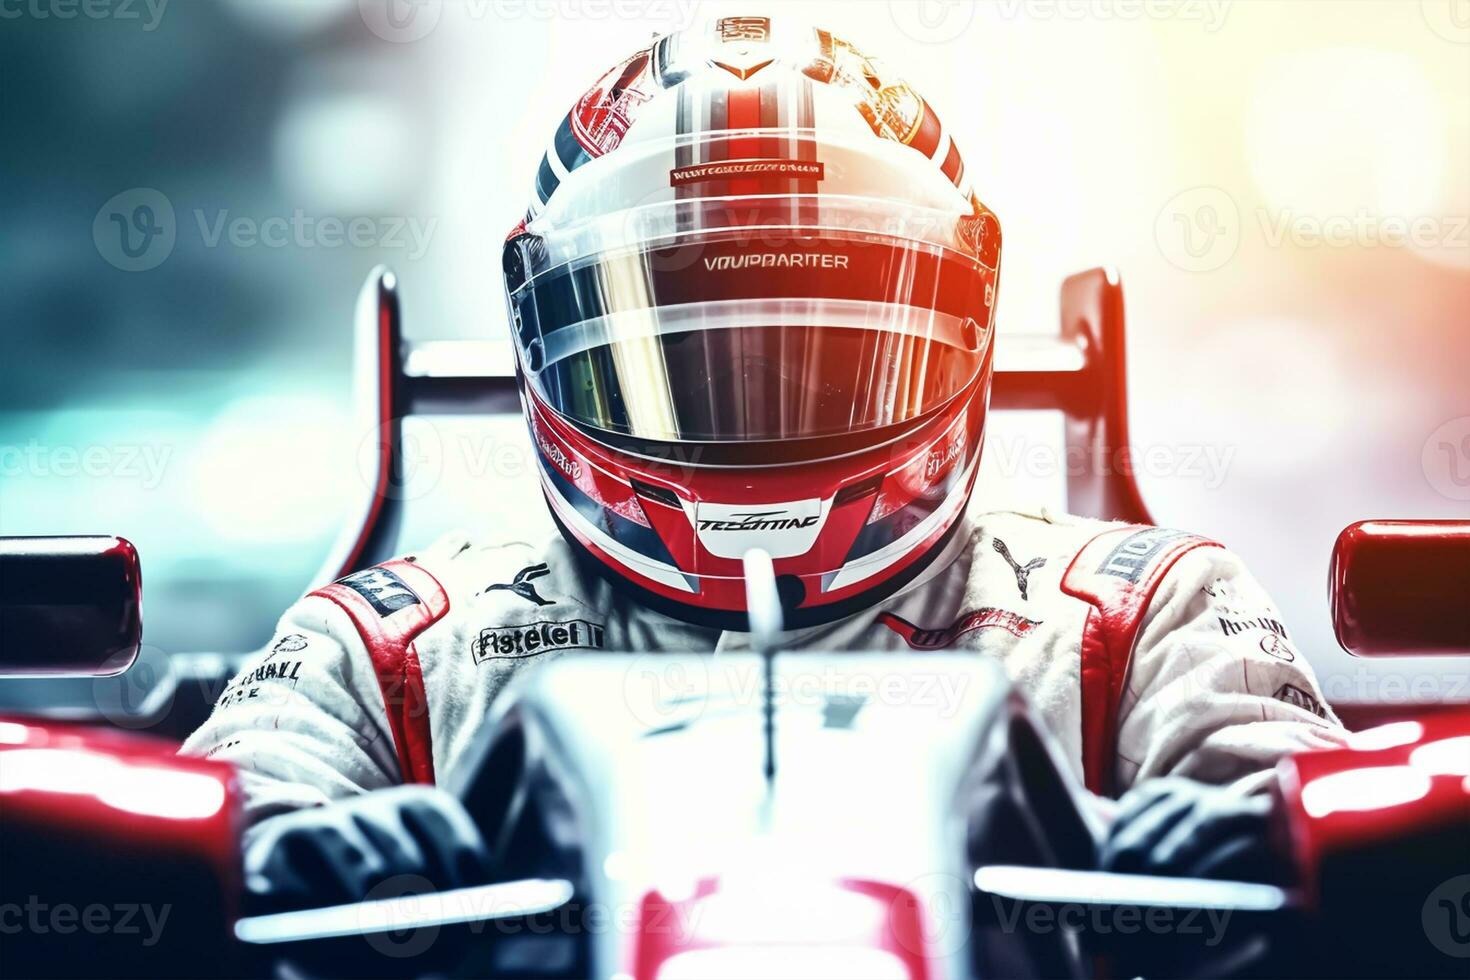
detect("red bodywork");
top-left (0, 716), bottom-right (243, 976)
top-left (0, 715), bottom-right (239, 835)
top-left (1330, 520), bottom-right (1470, 656)
top-left (1276, 710), bottom-right (1470, 910)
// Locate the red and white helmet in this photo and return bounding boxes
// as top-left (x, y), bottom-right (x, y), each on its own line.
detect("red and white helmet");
top-left (502, 16), bottom-right (1001, 628)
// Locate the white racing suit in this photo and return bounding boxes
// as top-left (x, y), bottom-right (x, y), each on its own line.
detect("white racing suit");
top-left (182, 509), bottom-right (1346, 831)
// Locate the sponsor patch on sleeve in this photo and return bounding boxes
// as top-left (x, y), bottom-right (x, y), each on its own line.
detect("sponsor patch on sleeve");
top-left (1095, 527), bottom-right (1198, 583)
top-left (215, 651), bottom-right (307, 710)
top-left (471, 619), bottom-right (606, 662)
top-left (1274, 683), bottom-right (1327, 719)
top-left (336, 566), bottom-right (422, 617)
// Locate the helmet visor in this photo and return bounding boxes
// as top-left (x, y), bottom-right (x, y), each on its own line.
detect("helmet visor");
top-left (506, 230), bottom-right (994, 443)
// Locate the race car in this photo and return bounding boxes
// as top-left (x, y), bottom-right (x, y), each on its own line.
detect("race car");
top-left (2, 269), bottom-right (1466, 979)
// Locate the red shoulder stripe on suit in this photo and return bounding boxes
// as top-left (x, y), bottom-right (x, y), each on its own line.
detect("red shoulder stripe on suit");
top-left (311, 560), bottom-right (449, 784)
top-left (1061, 526), bottom-right (1221, 797)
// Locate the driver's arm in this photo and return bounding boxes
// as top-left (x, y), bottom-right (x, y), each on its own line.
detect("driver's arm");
top-left (182, 590), bottom-right (494, 914)
top-left (179, 596), bottom-right (404, 835)
top-left (1114, 546), bottom-right (1348, 795)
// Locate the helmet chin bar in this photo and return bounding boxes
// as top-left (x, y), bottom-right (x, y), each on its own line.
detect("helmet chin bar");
top-left (547, 503), bottom-right (970, 632)
top-left (523, 356), bottom-right (986, 627)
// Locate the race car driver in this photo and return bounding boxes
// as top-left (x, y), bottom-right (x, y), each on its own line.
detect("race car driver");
top-left (182, 18), bottom-right (1346, 910)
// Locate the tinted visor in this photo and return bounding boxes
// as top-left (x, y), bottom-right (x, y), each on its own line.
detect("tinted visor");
top-left (506, 232), bottom-right (993, 443)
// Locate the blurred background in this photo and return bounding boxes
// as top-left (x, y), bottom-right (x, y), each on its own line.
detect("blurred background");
top-left (2, 0), bottom-right (1466, 703)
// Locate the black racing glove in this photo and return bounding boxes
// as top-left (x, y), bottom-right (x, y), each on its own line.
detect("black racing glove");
top-left (244, 785), bottom-right (493, 914)
top-left (1099, 777), bottom-right (1280, 884)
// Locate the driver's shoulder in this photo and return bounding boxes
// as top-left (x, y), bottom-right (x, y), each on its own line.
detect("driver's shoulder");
top-left (963, 507), bottom-right (1240, 589)
top-left (297, 530), bottom-right (608, 665)
top-left (389, 530), bottom-right (598, 616)
top-left (964, 507), bottom-right (1136, 563)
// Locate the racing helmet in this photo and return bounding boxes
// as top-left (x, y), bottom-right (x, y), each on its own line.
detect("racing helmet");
top-left (502, 16), bottom-right (1002, 628)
